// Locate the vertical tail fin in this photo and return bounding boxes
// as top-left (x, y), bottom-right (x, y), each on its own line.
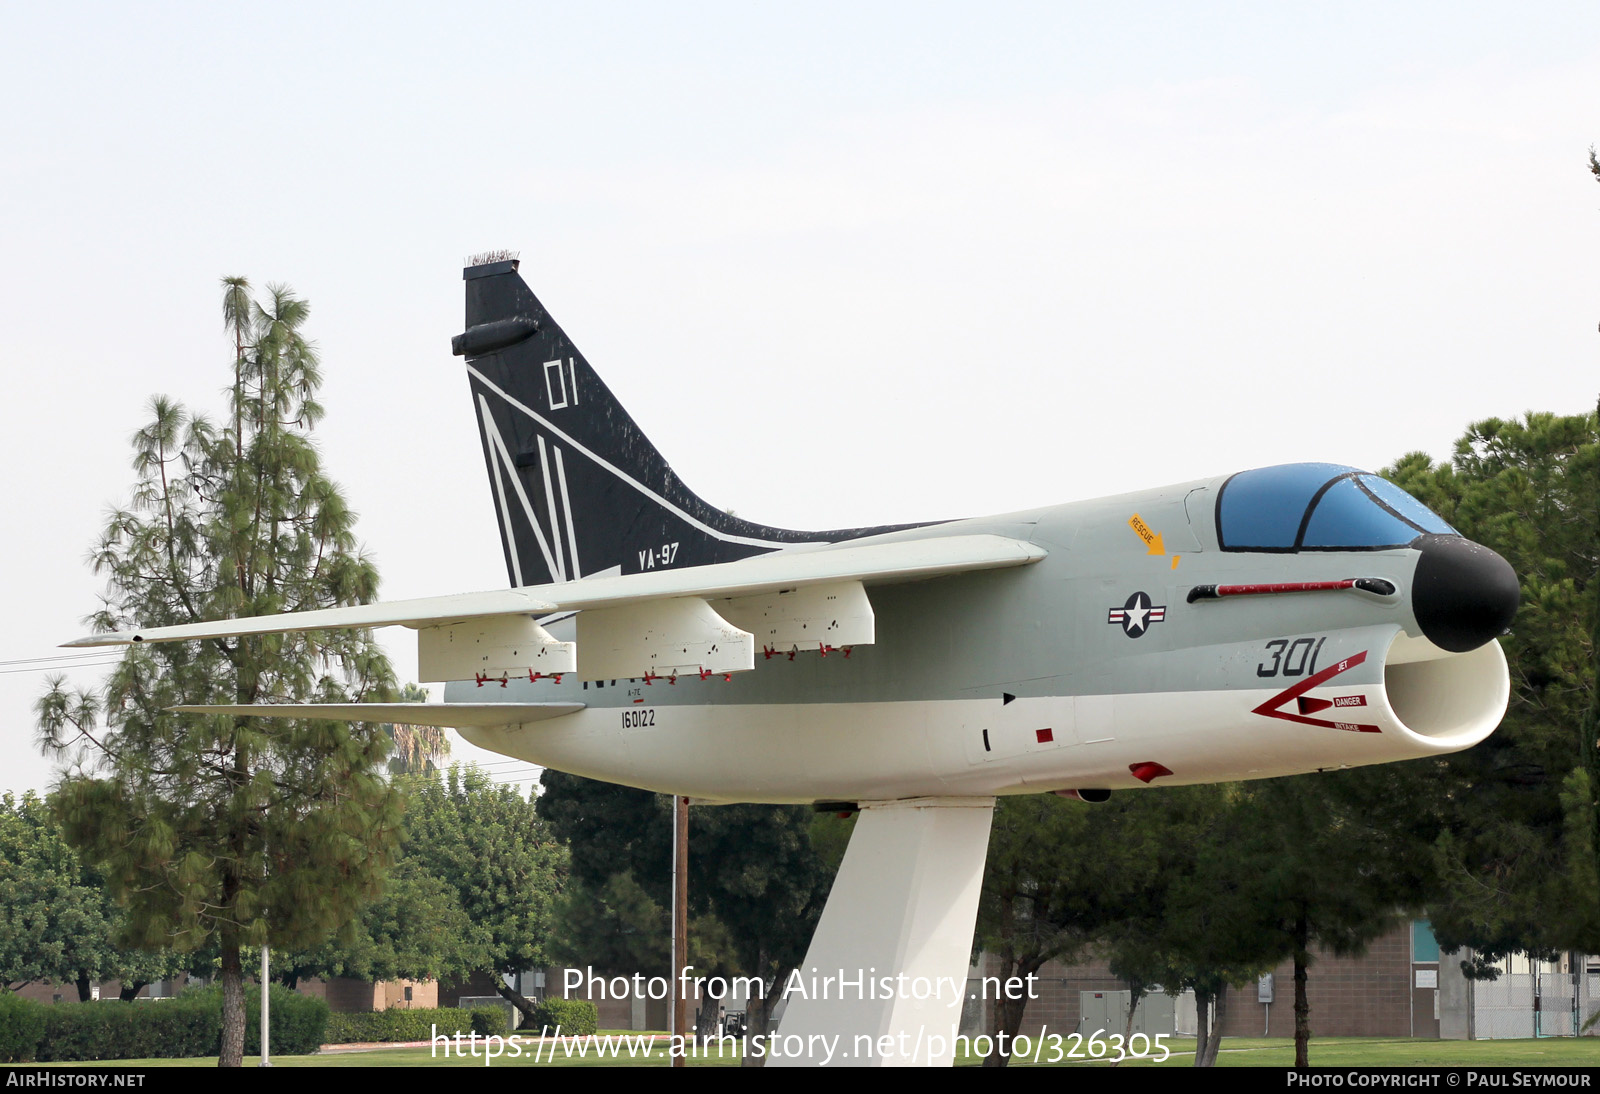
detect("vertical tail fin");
top-left (453, 257), bottom-right (917, 588)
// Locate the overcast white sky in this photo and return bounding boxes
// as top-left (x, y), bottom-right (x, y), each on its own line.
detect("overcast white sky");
top-left (2, 2), bottom-right (1598, 796)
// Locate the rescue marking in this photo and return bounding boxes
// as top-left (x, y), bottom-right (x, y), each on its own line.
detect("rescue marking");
top-left (1127, 513), bottom-right (1166, 556)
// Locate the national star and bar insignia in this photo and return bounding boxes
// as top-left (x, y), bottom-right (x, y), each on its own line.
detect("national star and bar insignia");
top-left (1108, 591), bottom-right (1167, 638)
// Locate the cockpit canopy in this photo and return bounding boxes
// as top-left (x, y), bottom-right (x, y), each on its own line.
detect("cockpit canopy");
top-left (1216, 463), bottom-right (1455, 552)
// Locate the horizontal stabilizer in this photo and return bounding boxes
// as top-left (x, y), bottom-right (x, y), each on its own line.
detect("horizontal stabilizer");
top-left (168, 702), bottom-right (584, 727)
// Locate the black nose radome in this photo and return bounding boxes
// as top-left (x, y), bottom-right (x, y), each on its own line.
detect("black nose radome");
top-left (1410, 534), bottom-right (1519, 653)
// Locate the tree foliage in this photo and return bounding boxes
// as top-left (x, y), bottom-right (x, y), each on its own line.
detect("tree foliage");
top-left (381, 683), bottom-right (450, 776)
top-left (977, 785), bottom-right (1309, 1068)
top-left (1384, 410), bottom-right (1600, 966)
top-left (538, 771), bottom-right (830, 1063)
top-left (275, 855), bottom-right (489, 989)
top-left (403, 766), bottom-right (567, 1024)
top-left (974, 793), bottom-right (1162, 1066)
top-left (1097, 784), bottom-right (1268, 1068)
top-left (0, 791), bottom-right (199, 1002)
top-left (980, 767), bottom-right (1438, 1067)
top-left (36, 278), bottom-right (404, 1065)
top-left (0, 792), bottom-right (106, 994)
top-left (1225, 769), bottom-right (1438, 1065)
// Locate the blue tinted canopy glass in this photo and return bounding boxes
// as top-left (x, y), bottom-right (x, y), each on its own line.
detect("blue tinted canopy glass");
top-left (1217, 464), bottom-right (1455, 552)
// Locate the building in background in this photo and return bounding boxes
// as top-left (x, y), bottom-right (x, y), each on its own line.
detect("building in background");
top-left (973, 921), bottom-right (1599, 1043)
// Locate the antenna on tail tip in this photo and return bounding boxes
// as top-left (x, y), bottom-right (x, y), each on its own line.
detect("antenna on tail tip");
top-left (464, 249), bottom-right (520, 271)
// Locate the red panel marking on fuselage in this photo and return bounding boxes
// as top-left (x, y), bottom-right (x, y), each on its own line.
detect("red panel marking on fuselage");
top-left (1036, 728), bottom-right (1054, 744)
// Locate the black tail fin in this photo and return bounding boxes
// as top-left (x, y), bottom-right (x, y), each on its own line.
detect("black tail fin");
top-left (453, 257), bottom-right (915, 587)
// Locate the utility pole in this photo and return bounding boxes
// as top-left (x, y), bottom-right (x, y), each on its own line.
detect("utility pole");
top-left (672, 795), bottom-right (689, 1067)
top-left (260, 946), bottom-right (271, 1067)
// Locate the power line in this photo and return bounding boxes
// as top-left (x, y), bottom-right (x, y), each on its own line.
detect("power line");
top-left (488, 767), bottom-right (544, 779)
top-left (488, 769), bottom-right (545, 785)
top-left (0, 649), bottom-right (121, 665)
top-left (0, 658), bottom-right (121, 676)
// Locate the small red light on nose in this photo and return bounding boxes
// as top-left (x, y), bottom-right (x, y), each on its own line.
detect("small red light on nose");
top-left (1129, 761), bottom-right (1174, 783)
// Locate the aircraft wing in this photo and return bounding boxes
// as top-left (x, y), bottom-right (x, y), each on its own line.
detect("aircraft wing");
top-left (62, 588), bottom-right (563, 646)
top-left (64, 533), bottom-right (1045, 682)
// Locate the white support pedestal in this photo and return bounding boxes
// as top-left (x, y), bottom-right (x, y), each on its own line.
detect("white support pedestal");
top-left (771, 796), bottom-right (996, 1068)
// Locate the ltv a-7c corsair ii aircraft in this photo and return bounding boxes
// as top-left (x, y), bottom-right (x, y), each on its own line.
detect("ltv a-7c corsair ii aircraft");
top-left (70, 256), bottom-right (1518, 1066)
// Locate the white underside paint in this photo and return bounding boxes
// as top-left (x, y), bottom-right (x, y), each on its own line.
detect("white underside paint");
top-left (458, 635), bottom-right (1507, 803)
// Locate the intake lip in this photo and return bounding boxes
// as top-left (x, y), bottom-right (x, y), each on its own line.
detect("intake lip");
top-left (1410, 534), bottom-right (1519, 653)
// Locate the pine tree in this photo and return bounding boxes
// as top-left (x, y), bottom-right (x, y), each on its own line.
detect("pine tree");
top-left (974, 793), bottom-right (1164, 1066)
top-left (1385, 411), bottom-right (1600, 968)
top-left (1230, 769), bottom-right (1439, 1066)
top-left (36, 277), bottom-right (403, 1066)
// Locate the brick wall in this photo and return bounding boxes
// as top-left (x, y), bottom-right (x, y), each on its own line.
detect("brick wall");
top-left (976, 951), bottom-right (1125, 1038)
top-left (978, 922), bottom-right (1423, 1040)
top-left (1219, 928), bottom-right (1413, 1038)
top-left (438, 969), bottom-right (506, 1009)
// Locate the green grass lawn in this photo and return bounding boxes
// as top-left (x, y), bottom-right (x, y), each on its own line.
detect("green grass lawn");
top-left (37, 1033), bottom-right (1600, 1068)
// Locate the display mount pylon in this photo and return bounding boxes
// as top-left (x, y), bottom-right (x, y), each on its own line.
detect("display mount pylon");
top-left (770, 796), bottom-right (996, 1067)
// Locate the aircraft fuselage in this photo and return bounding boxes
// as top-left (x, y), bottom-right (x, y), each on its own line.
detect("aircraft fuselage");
top-left (450, 472), bottom-right (1509, 804)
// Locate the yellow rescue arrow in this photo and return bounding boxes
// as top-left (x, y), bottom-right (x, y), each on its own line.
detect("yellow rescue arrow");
top-left (1128, 513), bottom-right (1166, 557)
